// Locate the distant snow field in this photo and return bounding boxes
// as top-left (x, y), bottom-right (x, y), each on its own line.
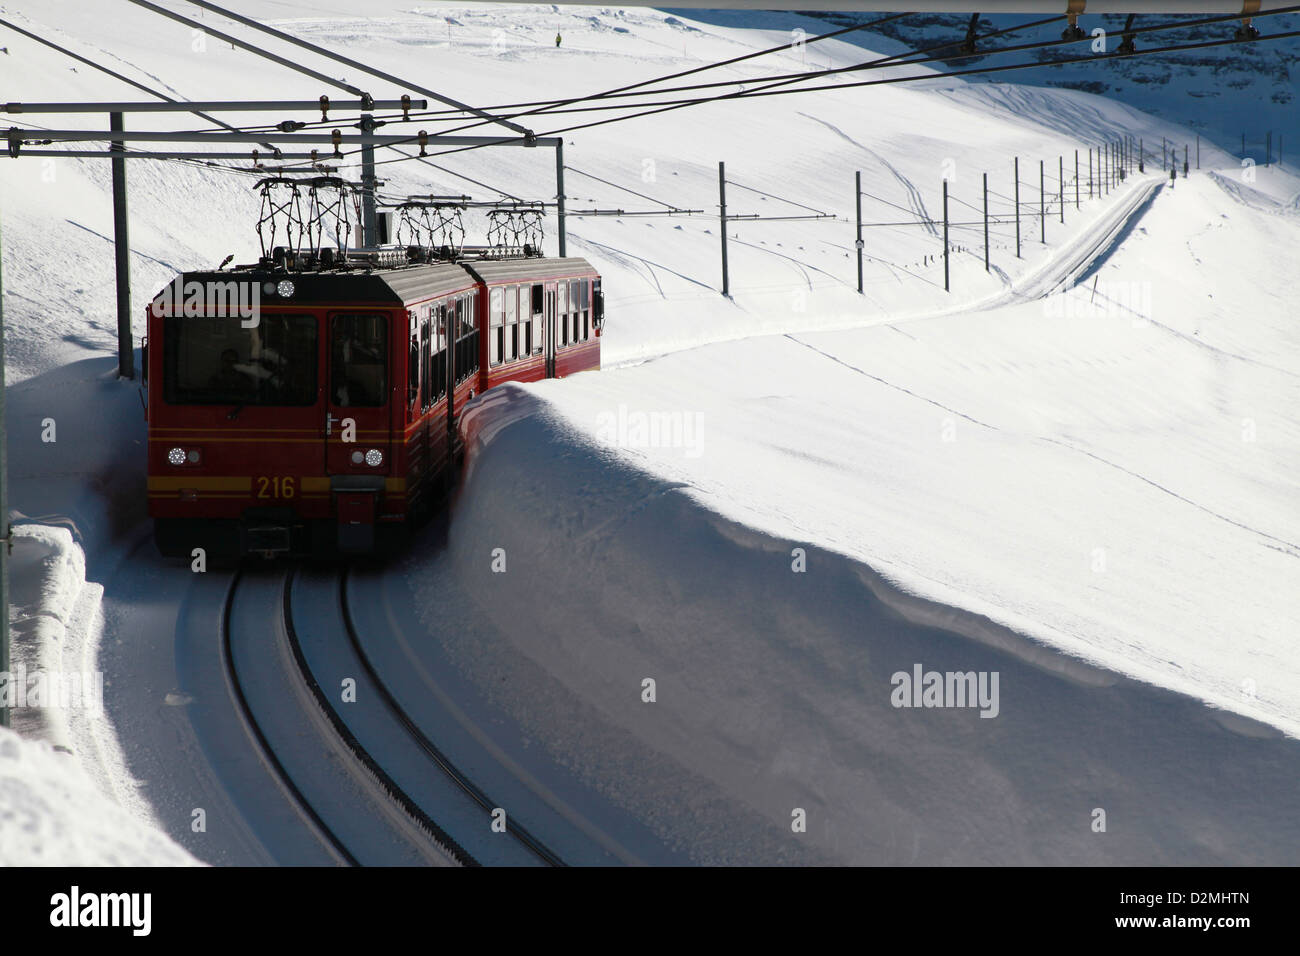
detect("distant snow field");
top-left (2, 1), bottom-right (1298, 864)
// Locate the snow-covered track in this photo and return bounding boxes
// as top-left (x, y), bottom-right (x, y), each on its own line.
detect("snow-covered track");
top-left (1002, 177), bottom-right (1162, 302)
top-left (219, 570), bottom-right (357, 866)
top-left (279, 569), bottom-right (481, 867)
top-left (221, 569), bottom-right (458, 866)
top-left (290, 567), bottom-right (566, 867)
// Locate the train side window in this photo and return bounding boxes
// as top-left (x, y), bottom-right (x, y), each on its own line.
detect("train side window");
top-left (463, 291), bottom-right (479, 378)
top-left (504, 286), bottom-right (517, 362)
top-left (531, 283), bottom-right (543, 316)
top-left (409, 311), bottom-right (420, 409)
top-left (558, 280), bottom-right (567, 318)
top-left (456, 297), bottom-right (469, 383)
top-left (331, 313), bottom-right (387, 407)
top-left (490, 290), bottom-right (503, 367)
top-left (582, 280), bottom-right (592, 341)
top-left (434, 311), bottom-right (446, 401)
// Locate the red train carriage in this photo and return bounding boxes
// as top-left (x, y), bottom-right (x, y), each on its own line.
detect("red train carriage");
top-left (145, 253), bottom-right (602, 559)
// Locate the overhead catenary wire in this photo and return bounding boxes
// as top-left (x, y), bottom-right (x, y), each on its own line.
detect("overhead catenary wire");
top-left (173, 0), bottom-right (530, 135)
top-left (290, 14), bottom-right (1300, 176)
top-left (0, 14), bottom-right (281, 152)
top-left (565, 165), bottom-right (688, 211)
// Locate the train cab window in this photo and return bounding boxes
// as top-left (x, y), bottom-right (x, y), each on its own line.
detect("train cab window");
top-left (330, 313), bottom-right (387, 407)
top-left (163, 314), bottom-right (317, 406)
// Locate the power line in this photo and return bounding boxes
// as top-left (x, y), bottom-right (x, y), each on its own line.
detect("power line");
top-left (176, 0), bottom-right (529, 136)
top-left (0, 14), bottom-right (279, 151)
top-left (287, 10), bottom-right (1300, 174)
top-left (537, 24), bottom-right (1300, 140)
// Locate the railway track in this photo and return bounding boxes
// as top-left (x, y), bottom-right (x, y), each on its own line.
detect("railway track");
top-left (220, 565), bottom-right (566, 867)
top-left (220, 568), bottom-right (464, 866)
top-left (332, 567), bottom-right (566, 867)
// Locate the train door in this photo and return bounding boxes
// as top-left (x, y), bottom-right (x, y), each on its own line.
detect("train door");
top-left (545, 283), bottom-right (557, 379)
top-left (325, 311), bottom-right (392, 550)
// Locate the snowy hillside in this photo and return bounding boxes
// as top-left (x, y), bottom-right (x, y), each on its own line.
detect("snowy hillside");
top-left (2, 2), bottom-right (1298, 865)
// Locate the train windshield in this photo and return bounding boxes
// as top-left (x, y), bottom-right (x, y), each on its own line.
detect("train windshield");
top-left (163, 314), bottom-right (317, 406)
top-left (330, 313), bottom-right (387, 407)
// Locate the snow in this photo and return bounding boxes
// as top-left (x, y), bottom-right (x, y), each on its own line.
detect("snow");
top-left (0, 724), bottom-right (198, 865)
top-left (2, 1), bottom-right (1298, 864)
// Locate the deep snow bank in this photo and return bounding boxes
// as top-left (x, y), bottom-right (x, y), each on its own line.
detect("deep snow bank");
top-left (0, 725), bottom-right (199, 866)
top-left (405, 384), bottom-right (1300, 865)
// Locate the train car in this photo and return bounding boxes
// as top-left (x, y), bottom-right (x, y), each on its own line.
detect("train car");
top-left (461, 257), bottom-right (602, 386)
top-left (145, 251), bottom-right (603, 560)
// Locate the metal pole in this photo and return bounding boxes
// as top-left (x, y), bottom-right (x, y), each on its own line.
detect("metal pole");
top-left (110, 112), bottom-right (134, 380)
top-left (7, 150), bottom-right (324, 160)
top-left (1088, 148), bottom-right (1093, 198)
top-left (1059, 156), bottom-right (1064, 223)
top-left (17, 129), bottom-right (555, 148)
top-left (1039, 159), bottom-right (1045, 242)
top-left (0, 207), bottom-right (8, 728)
top-left (3, 99), bottom-right (425, 114)
top-left (855, 170), bottom-right (863, 294)
top-left (1075, 150), bottom-right (1079, 209)
top-left (943, 178), bottom-right (949, 292)
top-left (1266, 130), bottom-right (1272, 166)
top-left (1014, 156), bottom-right (1020, 258)
top-left (359, 114), bottom-right (378, 247)
top-left (1139, 137), bottom-right (1144, 173)
top-left (719, 161), bottom-right (729, 297)
top-left (556, 141), bottom-right (567, 257)
top-left (983, 171), bottom-right (989, 273)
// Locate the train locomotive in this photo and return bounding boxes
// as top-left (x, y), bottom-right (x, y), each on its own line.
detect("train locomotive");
top-left (145, 244), bottom-right (602, 559)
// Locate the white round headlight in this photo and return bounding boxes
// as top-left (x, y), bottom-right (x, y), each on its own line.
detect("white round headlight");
top-left (351, 450), bottom-right (364, 464)
top-left (167, 447), bottom-right (186, 466)
top-left (365, 448), bottom-right (383, 467)
top-left (276, 279), bottom-right (295, 298)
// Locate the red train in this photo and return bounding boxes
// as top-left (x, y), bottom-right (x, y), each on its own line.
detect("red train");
top-left (145, 249), bottom-right (602, 558)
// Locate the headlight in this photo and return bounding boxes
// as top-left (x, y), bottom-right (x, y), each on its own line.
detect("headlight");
top-left (276, 279), bottom-right (295, 298)
top-left (186, 449), bottom-right (201, 464)
top-left (168, 447), bottom-right (186, 466)
top-left (351, 450), bottom-right (364, 464)
top-left (365, 448), bottom-right (383, 467)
